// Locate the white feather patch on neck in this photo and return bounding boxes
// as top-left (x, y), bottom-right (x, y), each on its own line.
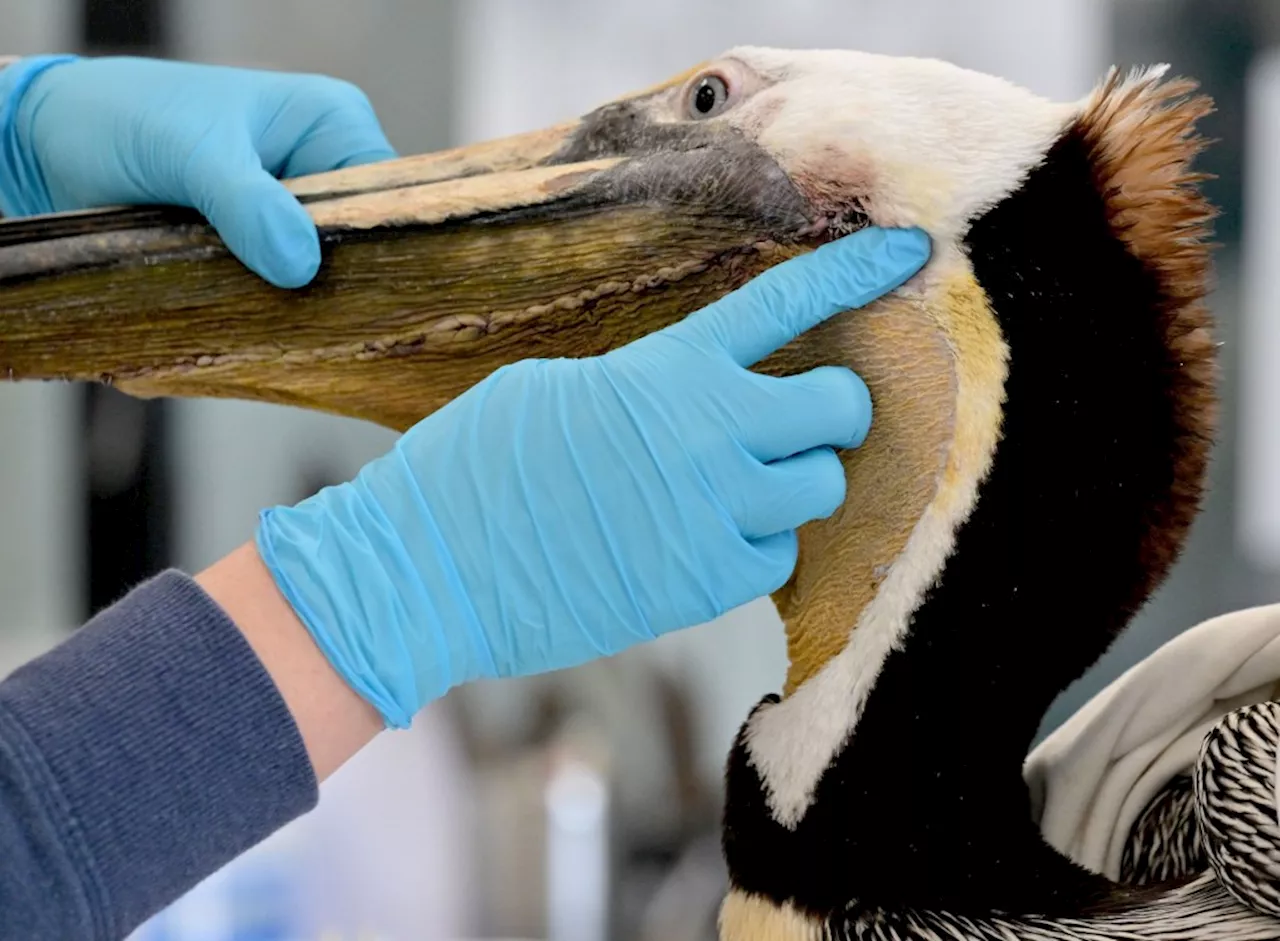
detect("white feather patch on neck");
top-left (744, 247), bottom-right (1011, 828)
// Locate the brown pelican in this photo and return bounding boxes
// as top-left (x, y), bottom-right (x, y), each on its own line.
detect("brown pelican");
top-left (0, 46), bottom-right (1275, 939)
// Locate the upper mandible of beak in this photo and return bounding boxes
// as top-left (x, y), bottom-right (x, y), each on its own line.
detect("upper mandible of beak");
top-left (0, 113), bottom-right (815, 432)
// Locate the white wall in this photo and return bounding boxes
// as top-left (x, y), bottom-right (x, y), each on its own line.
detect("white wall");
top-left (170, 0), bottom-right (456, 156)
top-left (0, 0), bottom-right (70, 56)
top-left (456, 0), bottom-right (1106, 145)
top-left (1239, 49), bottom-right (1280, 568)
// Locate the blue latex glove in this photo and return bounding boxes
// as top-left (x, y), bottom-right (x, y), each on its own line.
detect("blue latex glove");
top-left (0, 55), bottom-right (396, 288)
top-left (258, 227), bottom-right (931, 728)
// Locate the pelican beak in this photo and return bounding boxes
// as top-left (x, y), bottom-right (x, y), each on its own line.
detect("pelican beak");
top-left (0, 89), bottom-right (822, 432)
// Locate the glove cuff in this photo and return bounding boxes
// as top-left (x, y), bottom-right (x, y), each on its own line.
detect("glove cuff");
top-left (254, 472), bottom-right (474, 731)
top-left (0, 54), bottom-right (78, 217)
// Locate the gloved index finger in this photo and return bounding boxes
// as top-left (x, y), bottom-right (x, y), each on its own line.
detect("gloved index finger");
top-left (675, 227), bottom-right (931, 367)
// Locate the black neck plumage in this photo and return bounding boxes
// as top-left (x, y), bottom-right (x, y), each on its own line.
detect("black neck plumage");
top-left (723, 124), bottom-right (1197, 922)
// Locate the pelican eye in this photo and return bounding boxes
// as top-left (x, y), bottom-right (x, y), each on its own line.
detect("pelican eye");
top-left (688, 74), bottom-right (730, 119)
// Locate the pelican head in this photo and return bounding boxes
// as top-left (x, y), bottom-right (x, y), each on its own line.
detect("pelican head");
top-left (0, 48), bottom-right (1249, 939)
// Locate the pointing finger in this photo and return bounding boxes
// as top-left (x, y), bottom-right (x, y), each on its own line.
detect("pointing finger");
top-left (671, 227), bottom-right (930, 366)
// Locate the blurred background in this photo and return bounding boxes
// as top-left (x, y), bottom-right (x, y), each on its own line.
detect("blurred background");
top-left (0, 0), bottom-right (1271, 938)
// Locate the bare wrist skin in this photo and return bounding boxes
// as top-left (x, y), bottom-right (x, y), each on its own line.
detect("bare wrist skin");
top-left (195, 541), bottom-right (383, 781)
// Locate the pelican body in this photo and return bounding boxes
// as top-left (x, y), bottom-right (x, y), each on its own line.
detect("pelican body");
top-left (0, 47), bottom-right (1273, 940)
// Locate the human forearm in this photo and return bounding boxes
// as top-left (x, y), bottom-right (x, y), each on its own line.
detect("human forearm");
top-left (0, 570), bottom-right (318, 939)
top-left (195, 541), bottom-right (383, 780)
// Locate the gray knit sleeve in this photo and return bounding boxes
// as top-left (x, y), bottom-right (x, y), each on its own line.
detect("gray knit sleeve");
top-left (0, 570), bottom-right (319, 940)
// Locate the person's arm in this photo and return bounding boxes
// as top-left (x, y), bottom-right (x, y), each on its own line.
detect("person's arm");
top-left (0, 570), bottom-right (318, 939)
top-left (195, 543), bottom-right (382, 780)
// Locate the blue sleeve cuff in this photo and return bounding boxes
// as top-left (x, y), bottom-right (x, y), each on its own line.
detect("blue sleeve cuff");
top-left (0, 570), bottom-right (319, 939)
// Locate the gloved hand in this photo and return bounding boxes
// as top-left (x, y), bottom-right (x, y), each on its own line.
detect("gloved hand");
top-left (0, 55), bottom-right (396, 288)
top-left (257, 227), bottom-right (931, 728)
